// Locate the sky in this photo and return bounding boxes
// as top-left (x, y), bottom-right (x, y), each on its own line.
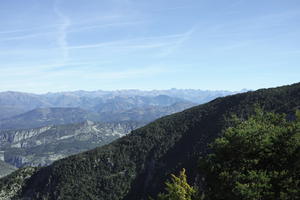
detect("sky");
top-left (0, 0), bottom-right (300, 93)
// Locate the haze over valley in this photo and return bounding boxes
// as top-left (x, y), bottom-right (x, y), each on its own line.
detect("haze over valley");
top-left (0, 88), bottom-right (242, 170)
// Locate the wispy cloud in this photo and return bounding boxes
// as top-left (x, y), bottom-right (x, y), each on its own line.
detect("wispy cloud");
top-left (43, 63), bottom-right (170, 81)
top-left (0, 14), bottom-right (124, 36)
top-left (70, 21), bottom-right (143, 32)
top-left (157, 27), bottom-right (196, 57)
top-left (67, 30), bottom-right (195, 51)
top-left (53, 0), bottom-right (71, 63)
top-left (0, 24), bottom-right (59, 35)
top-left (0, 60), bottom-right (98, 75)
top-left (0, 21), bottom-right (142, 42)
top-left (0, 31), bottom-right (190, 61)
top-left (81, 66), bottom-right (168, 80)
top-left (0, 32), bottom-right (53, 42)
top-left (68, 39), bottom-right (166, 50)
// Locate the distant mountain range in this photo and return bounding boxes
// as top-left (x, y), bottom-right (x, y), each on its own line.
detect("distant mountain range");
top-left (0, 89), bottom-right (241, 130)
top-left (0, 83), bottom-right (296, 200)
top-left (0, 107), bottom-right (100, 130)
top-left (0, 102), bottom-right (196, 130)
top-left (0, 120), bottom-right (141, 168)
top-left (0, 89), bottom-right (240, 173)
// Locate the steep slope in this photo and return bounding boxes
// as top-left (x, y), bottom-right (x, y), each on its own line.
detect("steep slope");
top-left (0, 160), bottom-right (17, 178)
top-left (0, 121), bottom-right (141, 168)
top-left (0, 83), bottom-right (299, 200)
top-left (0, 107), bottom-right (101, 130)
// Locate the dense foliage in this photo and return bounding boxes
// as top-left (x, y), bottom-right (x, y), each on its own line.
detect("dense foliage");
top-left (200, 110), bottom-right (300, 199)
top-left (155, 169), bottom-right (197, 200)
top-left (0, 82), bottom-right (300, 200)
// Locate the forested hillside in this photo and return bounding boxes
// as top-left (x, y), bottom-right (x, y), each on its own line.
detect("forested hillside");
top-left (0, 82), bottom-right (299, 200)
top-left (154, 109), bottom-right (300, 200)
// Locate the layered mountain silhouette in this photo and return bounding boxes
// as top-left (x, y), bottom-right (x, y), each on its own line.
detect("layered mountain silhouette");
top-left (0, 107), bottom-right (100, 130)
top-left (0, 83), bottom-right (298, 200)
top-left (0, 89), bottom-right (236, 123)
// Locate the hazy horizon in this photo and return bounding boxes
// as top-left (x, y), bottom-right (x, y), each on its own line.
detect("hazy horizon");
top-left (0, 87), bottom-right (250, 95)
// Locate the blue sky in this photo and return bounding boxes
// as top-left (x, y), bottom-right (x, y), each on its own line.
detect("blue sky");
top-left (0, 0), bottom-right (300, 93)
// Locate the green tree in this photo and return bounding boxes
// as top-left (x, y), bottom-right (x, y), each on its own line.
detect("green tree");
top-left (296, 109), bottom-right (300, 121)
top-left (200, 109), bottom-right (300, 200)
top-left (156, 168), bottom-right (197, 200)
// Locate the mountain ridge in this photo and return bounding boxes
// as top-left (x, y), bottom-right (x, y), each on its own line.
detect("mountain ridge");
top-left (0, 101), bottom-right (196, 130)
top-left (0, 89), bottom-right (240, 130)
top-left (1, 83), bottom-right (296, 200)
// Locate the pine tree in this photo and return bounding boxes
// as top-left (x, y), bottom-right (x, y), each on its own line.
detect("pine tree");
top-left (156, 168), bottom-right (197, 200)
top-left (200, 109), bottom-right (300, 200)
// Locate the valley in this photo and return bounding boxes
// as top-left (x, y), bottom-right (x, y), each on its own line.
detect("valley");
top-left (0, 82), bottom-right (299, 199)
top-left (0, 121), bottom-right (141, 168)
top-left (0, 89), bottom-right (231, 170)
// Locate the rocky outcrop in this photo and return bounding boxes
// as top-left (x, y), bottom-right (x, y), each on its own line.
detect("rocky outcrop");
top-left (0, 126), bottom-right (52, 147)
top-left (0, 121), bottom-right (142, 168)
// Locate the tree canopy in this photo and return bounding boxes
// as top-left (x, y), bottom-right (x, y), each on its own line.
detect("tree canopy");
top-left (155, 168), bottom-right (197, 200)
top-left (199, 109), bottom-right (300, 200)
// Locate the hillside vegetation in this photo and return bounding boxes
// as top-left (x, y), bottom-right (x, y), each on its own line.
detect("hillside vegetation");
top-left (0, 82), bottom-right (299, 200)
top-left (154, 109), bottom-right (300, 200)
top-left (198, 109), bottom-right (300, 199)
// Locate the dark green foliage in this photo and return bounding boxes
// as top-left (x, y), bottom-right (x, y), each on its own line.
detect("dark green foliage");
top-left (1, 82), bottom-right (300, 200)
top-left (200, 110), bottom-right (300, 200)
top-left (0, 167), bottom-right (37, 199)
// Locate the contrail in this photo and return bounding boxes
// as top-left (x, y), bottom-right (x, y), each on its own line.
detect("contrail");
top-left (53, 0), bottom-right (71, 63)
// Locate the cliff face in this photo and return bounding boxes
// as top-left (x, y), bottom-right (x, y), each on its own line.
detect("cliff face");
top-left (0, 126), bottom-right (52, 147)
top-left (0, 121), bottom-right (141, 168)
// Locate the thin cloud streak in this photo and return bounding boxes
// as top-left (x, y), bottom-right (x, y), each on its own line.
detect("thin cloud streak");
top-left (0, 61), bottom-right (97, 74)
top-left (48, 65), bottom-right (170, 80)
top-left (0, 21), bottom-right (141, 42)
top-left (157, 27), bottom-right (196, 57)
top-left (0, 24), bottom-right (60, 35)
top-left (54, 0), bottom-right (71, 63)
top-left (0, 32), bottom-right (53, 42)
top-left (68, 31), bottom-right (194, 50)
top-left (0, 31), bottom-right (190, 59)
top-left (0, 14), bottom-right (124, 36)
top-left (70, 21), bottom-right (144, 32)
